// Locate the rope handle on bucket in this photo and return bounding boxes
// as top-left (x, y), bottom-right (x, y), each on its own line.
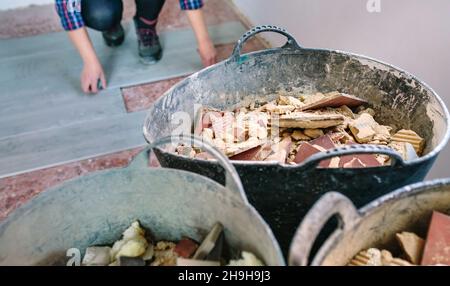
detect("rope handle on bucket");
top-left (300, 144), bottom-right (406, 170)
top-left (231, 25), bottom-right (302, 62)
top-left (128, 135), bottom-right (249, 205)
top-left (288, 192), bottom-right (361, 266)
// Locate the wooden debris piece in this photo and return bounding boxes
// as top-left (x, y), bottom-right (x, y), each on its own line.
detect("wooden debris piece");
top-left (421, 211), bottom-right (450, 266)
top-left (396, 232), bottom-right (425, 265)
top-left (193, 223), bottom-right (224, 260)
top-left (177, 258), bottom-right (220, 266)
top-left (274, 112), bottom-right (345, 129)
top-left (301, 92), bottom-right (367, 111)
top-left (391, 129), bottom-right (425, 155)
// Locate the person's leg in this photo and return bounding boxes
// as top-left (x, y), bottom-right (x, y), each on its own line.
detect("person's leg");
top-left (81, 0), bottom-right (125, 47)
top-left (134, 0), bottom-right (166, 27)
top-left (134, 0), bottom-right (166, 64)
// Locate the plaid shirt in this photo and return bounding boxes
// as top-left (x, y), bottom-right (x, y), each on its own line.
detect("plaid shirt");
top-left (55, 0), bottom-right (204, 31)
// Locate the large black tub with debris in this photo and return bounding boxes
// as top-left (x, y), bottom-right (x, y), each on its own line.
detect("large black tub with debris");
top-left (0, 137), bottom-right (284, 266)
top-left (143, 26), bottom-right (450, 253)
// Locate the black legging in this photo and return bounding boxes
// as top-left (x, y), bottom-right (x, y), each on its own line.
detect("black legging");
top-left (81, 0), bottom-right (166, 32)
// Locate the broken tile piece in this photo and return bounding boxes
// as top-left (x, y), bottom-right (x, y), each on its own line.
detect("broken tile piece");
top-left (202, 128), bottom-right (214, 144)
top-left (265, 137), bottom-right (292, 163)
top-left (392, 129), bottom-right (425, 155)
top-left (338, 142), bottom-right (382, 168)
top-left (291, 130), bottom-right (311, 141)
top-left (421, 211), bottom-right (450, 266)
top-left (349, 113), bottom-right (378, 143)
top-left (396, 232), bottom-right (425, 265)
top-left (380, 250), bottom-right (414, 266)
top-left (304, 129), bottom-right (324, 139)
top-left (174, 238), bottom-right (199, 259)
top-left (293, 142), bottom-right (331, 167)
top-left (300, 92), bottom-right (367, 111)
top-left (176, 145), bottom-right (196, 158)
top-left (230, 145), bottom-right (262, 161)
top-left (278, 95), bottom-right (304, 108)
top-left (310, 135), bottom-right (336, 150)
top-left (264, 102), bottom-right (296, 114)
top-left (274, 112), bottom-right (345, 129)
top-left (225, 137), bottom-right (264, 157)
top-left (151, 241), bottom-right (177, 266)
top-left (348, 248), bottom-right (383, 266)
top-left (343, 158), bottom-right (366, 168)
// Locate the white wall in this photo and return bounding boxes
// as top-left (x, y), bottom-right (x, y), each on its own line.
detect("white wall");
top-left (1, 0), bottom-right (53, 10)
top-left (234, 0), bottom-right (450, 179)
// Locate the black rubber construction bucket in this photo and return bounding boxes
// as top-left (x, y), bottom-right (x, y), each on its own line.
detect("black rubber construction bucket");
top-left (143, 26), bottom-right (450, 253)
top-left (289, 179), bottom-right (450, 266)
top-left (0, 137), bottom-right (284, 266)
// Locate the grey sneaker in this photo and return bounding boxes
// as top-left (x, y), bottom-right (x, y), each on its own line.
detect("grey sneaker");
top-left (102, 24), bottom-right (125, 47)
top-left (134, 18), bottom-right (162, 65)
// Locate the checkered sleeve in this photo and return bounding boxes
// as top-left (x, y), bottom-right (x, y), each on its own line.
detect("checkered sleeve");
top-left (55, 0), bottom-right (85, 31)
top-left (179, 0), bottom-right (204, 10)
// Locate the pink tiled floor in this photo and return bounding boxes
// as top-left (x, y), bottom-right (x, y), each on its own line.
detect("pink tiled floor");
top-left (0, 0), bottom-right (266, 221)
top-left (0, 0), bottom-right (240, 38)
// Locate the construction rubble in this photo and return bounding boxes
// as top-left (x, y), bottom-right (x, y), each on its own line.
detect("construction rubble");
top-left (81, 221), bottom-right (265, 267)
top-left (348, 211), bottom-right (450, 266)
top-left (176, 91), bottom-right (426, 168)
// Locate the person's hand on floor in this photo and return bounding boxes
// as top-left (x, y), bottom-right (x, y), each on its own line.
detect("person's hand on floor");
top-left (81, 59), bottom-right (107, 94)
top-left (198, 38), bottom-right (217, 67)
